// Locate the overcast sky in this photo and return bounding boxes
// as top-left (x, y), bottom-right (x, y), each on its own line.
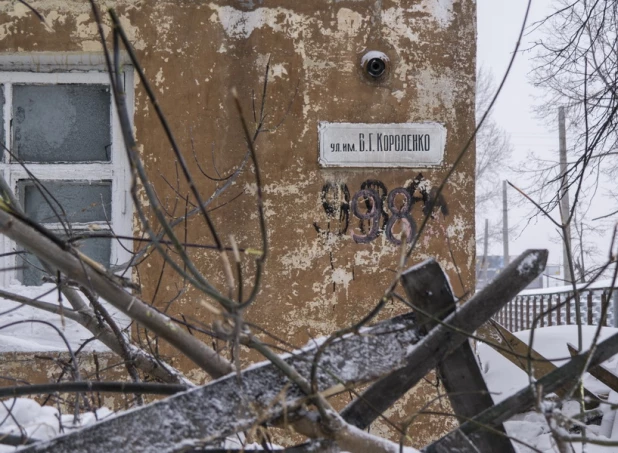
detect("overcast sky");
top-left (476, 0), bottom-right (613, 273)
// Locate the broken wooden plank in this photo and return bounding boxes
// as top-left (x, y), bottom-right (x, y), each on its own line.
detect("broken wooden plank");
top-left (18, 312), bottom-right (421, 453)
top-left (399, 259), bottom-right (514, 453)
top-left (567, 342), bottom-right (618, 393)
top-left (424, 330), bottom-right (618, 453)
top-left (476, 322), bottom-right (599, 404)
top-left (341, 249), bottom-right (548, 430)
top-left (476, 321), bottom-right (562, 394)
top-left (429, 430), bottom-right (480, 453)
top-left (186, 440), bottom-right (340, 453)
top-left (21, 251), bottom-right (547, 453)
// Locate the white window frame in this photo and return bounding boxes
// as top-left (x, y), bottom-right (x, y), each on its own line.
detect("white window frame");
top-left (0, 54), bottom-right (134, 287)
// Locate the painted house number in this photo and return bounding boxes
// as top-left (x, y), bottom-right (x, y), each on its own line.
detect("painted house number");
top-left (314, 177), bottom-right (448, 246)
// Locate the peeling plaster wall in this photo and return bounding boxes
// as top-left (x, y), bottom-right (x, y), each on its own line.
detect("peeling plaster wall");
top-left (0, 0), bottom-right (475, 447)
top-left (0, 351), bottom-right (151, 411)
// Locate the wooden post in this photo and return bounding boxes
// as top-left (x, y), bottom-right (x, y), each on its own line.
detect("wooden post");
top-left (509, 299), bottom-right (513, 331)
top-left (557, 294), bottom-right (561, 326)
top-left (548, 295), bottom-right (553, 327)
top-left (567, 343), bottom-right (618, 392)
top-left (567, 293), bottom-right (571, 325)
top-left (526, 296), bottom-right (530, 329)
top-left (426, 331), bottom-right (618, 453)
top-left (540, 295), bottom-right (545, 327)
top-left (363, 259), bottom-right (516, 452)
top-left (5, 251), bottom-right (549, 453)
top-left (341, 250), bottom-right (548, 438)
top-left (588, 292), bottom-right (594, 326)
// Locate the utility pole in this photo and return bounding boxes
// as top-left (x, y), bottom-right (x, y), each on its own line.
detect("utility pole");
top-left (502, 181), bottom-right (509, 267)
top-left (559, 107), bottom-right (573, 283)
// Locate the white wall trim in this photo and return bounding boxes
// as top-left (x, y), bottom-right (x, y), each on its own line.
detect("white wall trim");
top-left (0, 52), bottom-right (131, 72)
top-left (0, 65), bottom-right (135, 287)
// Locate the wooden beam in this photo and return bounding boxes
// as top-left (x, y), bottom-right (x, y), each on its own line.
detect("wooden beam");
top-left (567, 342), bottom-right (618, 393)
top-left (187, 441), bottom-right (340, 453)
top-left (476, 322), bottom-right (599, 404)
top-left (424, 330), bottom-right (618, 453)
top-left (18, 312), bottom-right (421, 453)
top-left (476, 321), bottom-right (562, 394)
top-left (21, 250), bottom-right (547, 453)
top-left (399, 259), bottom-right (515, 453)
top-left (341, 249), bottom-right (548, 430)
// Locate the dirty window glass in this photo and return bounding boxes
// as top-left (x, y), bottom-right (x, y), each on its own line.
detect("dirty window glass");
top-left (18, 180), bottom-right (112, 224)
top-left (19, 235), bottom-right (111, 286)
top-left (12, 84), bottom-right (111, 162)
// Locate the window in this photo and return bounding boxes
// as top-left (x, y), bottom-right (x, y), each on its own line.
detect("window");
top-left (0, 54), bottom-right (134, 287)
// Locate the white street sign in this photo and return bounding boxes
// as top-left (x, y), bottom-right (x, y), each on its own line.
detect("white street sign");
top-left (318, 122), bottom-right (446, 168)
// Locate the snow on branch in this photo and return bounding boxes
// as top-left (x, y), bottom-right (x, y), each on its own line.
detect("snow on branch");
top-left (18, 312), bottom-right (420, 453)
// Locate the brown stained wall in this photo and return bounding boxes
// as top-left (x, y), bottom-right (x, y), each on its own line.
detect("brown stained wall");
top-left (0, 0), bottom-right (475, 447)
top-left (0, 351), bottom-right (150, 411)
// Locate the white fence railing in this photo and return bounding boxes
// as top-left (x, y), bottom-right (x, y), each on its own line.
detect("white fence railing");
top-left (493, 279), bottom-right (618, 332)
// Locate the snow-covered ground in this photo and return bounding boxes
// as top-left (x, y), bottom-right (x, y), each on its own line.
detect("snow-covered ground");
top-left (478, 325), bottom-right (618, 452)
top-left (0, 283), bottom-right (127, 352)
top-left (479, 325), bottom-right (618, 402)
top-left (0, 399), bottom-right (113, 453)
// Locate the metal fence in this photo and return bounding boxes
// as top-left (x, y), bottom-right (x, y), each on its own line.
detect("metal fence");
top-left (494, 284), bottom-right (618, 332)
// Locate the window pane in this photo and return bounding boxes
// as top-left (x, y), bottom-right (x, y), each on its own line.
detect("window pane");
top-left (18, 180), bottom-right (112, 224)
top-left (13, 84), bottom-right (111, 162)
top-left (19, 235), bottom-right (111, 286)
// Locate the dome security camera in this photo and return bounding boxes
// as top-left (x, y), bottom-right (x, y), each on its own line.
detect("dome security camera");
top-left (361, 51), bottom-right (389, 79)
